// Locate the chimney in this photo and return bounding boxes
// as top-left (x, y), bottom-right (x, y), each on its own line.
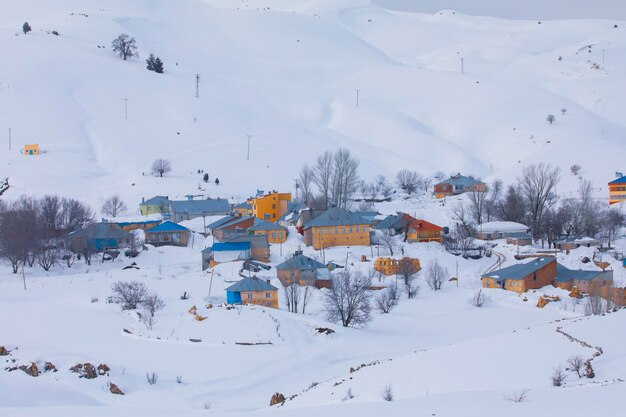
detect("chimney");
top-left (266, 279), bottom-right (271, 284)
top-left (616, 171), bottom-right (623, 179)
top-left (187, 195), bottom-right (193, 201)
top-left (142, 197), bottom-right (145, 203)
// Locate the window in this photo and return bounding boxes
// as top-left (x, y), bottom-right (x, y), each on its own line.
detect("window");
top-left (272, 204), bottom-right (276, 209)
top-left (349, 227), bottom-right (353, 233)
top-left (533, 273), bottom-right (537, 282)
top-left (247, 293), bottom-right (252, 299)
top-left (342, 228), bottom-right (346, 234)
top-left (334, 228), bottom-right (338, 234)
top-left (326, 228), bottom-right (330, 234)
top-left (278, 232), bottom-right (283, 238)
top-left (271, 232), bottom-right (276, 238)
top-left (318, 229), bottom-right (322, 235)
top-left (355, 227), bottom-right (360, 233)
top-left (363, 226), bottom-right (368, 232)
top-left (265, 292), bottom-right (270, 298)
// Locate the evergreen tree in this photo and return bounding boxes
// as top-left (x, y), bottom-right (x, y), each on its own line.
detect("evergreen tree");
top-left (203, 173), bottom-right (209, 183)
top-left (153, 57), bottom-right (164, 73)
top-left (23, 22), bottom-right (32, 34)
top-left (146, 54), bottom-right (156, 71)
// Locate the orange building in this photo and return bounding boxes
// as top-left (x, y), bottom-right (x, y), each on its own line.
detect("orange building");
top-left (23, 144), bottom-right (40, 155)
top-left (403, 215), bottom-right (443, 243)
top-left (247, 221), bottom-right (288, 244)
top-left (609, 175), bottom-right (626, 205)
top-left (302, 208), bottom-right (370, 250)
top-left (248, 191), bottom-right (291, 222)
top-left (374, 257), bottom-right (421, 276)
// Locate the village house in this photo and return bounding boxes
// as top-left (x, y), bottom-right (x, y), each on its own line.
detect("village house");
top-left (482, 257), bottom-right (613, 294)
top-left (202, 242), bottom-right (250, 270)
top-left (275, 251), bottom-right (331, 287)
top-left (301, 208), bottom-right (371, 250)
top-left (248, 220), bottom-right (288, 244)
top-left (144, 221), bottom-right (191, 247)
top-left (226, 234), bottom-right (270, 263)
top-left (505, 233), bottom-right (533, 246)
top-left (225, 277), bottom-right (279, 309)
top-left (208, 215), bottom-right (256, 242)
top-left (139, 196), bottom-right (170, 216)
top-left (66, 222), bottom-right (133, 253)
top-left (434, 174), bottom-right (486, 198)
top-left (278, 202), bottom-right (307, 227)
top-left (375, 213), bottom-right (443, 243)
top-left (233, 201), bottom-right (252, 217)
top-left (608, 172), bottom-right (626, 205)
top-left (248, 191), bottom-right (291, 222)
top-left (169, 198), bottom-right (231, 222)
top-left (23, 144), bottom-right (39, 155)
top-left (554, 237), bottom-right (600, 251)
top-left (115, 219), bottom-right (161, 232)
top-left (374, 257), bottom-right (421, 276)
top-left (477, 221), bottom-right (530, 240)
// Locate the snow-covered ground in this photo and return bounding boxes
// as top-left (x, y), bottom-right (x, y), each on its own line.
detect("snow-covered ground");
top-left (2, 1), bottom-right (626, 416)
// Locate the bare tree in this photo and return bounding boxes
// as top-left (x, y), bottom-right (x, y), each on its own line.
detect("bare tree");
top-left (375, 285), bottom-right (399, 313)
top-left (484, 179), bottom-right (502, 222)
top-left (566, 355), bottom-right (584, 379)
top-left (518, 163), bottom-right (560, 238)
top-left (602, 208), bottom-right (625, 248)
top-left (398, 258), bottom-right (420, 299)
top-left (101, 195), bottom-right (128, 218)
top-left (37, 248), bottom-right (59, 271)
top-left (503, 389), bottom-right (529, 403)
top-left (551, 366), bottom-right (566, 387)
top-left (282, 281), bottom-right (301, 313)
top-left (298, 164), bottom-right (315, 205)
top-left (330, 148), bottom-right (360, 209)
top-left (111, 281), bottom-right (148, 310)
top-left (570, 164), bottom-right (581, 176)
top-left (494, 185), bottom-right (527, 224)
top-left (395, 169), bottom-right (420, 194)
top-left (378, 233), bottom-right (397, 256)
top-left (425, 260), bottom-right (447, 291)
top-left (60, 198), bottom-right (94, 234)
top-left (152, 159), bottom-right (172, 178)
top-left (546, 114), bottom-right (556, 124)
top-left (111, 33), bottom-right (138, 60)
top-left (468, 188), bottom-right (488, 225)
top-left (322, 270), bottom-right (372, 327)
top-left (312, 151), bottom-right (334, 209)
top-left (301, 285), bottom-right (313, 314)
top-left (142, 292), bottom-right (166, 317)
top-left (469, 289), bottom-right (489, 307)
top-left (381, 384), bottom-right (393, 401)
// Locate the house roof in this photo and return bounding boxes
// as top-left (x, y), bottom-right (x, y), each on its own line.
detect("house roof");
top-left (248, 221), bottom-right (287, 232)
top-left (480, 221), bottom-right (529, 233)
top-left (405, 215), bottom-right (442, 232)
top-left (555, 237), bottom-right (600, 244)
top-left (68, 223), bottom-right (132, 240)
top-left (234, 201), bottom-right (252, 209)
top-left (482, 257), bottom-right (555, 281)
top-left (225, 277), bottom-right (277, 293)
top-left (303, 208), bottom-right (368, 228)
top-left (226, 234), bottom-right (269, 249)
top-left (145, 221), bottom-right (189, 233)
top-left (207, 216), bottom-right (237, 230)
top-left (553, 264), bottom-right (604, 282)
top-left (506, 232), bottom-right (533, 239)
top-left (609, 176), bottom-right (626, 185)
top-left (276, 254), bottom-right (326, 271)
top-left (115, 220), bottom-right (161, 227)
top-left (212, 216), bottom-right (254, 231)
top-left (140, 196), bottom-right (169, 206)
top-left (211, 242), bottom-right (250, 252)
top-left (374, 214), bottom-right (405, 231)
top-left (435, 174), bottom-right (483, 188)
top-left (170, 199), bottom-right (231, 214)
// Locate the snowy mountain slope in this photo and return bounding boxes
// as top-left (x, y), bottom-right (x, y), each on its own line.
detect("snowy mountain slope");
top-left (1, 0), bottom-right (625, 214)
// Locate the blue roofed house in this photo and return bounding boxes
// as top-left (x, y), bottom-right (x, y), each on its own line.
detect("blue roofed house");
top-left (434, 174), bottom-right (486, 198)
top-left (67, 223), bottom-right (133, 253)
top-left (278, 202), bottom-right (307, 227)
top-left (225, 277), bottom-right (278, 308)
top-left (202, 242), bottom-right (250, 270)
top-left (301, 208), bottom-right (371, 250)
top-left (248, 220), bottom-right (288, 243)
top-left (275, 250), bottom-right (331, 287)
top-left (144, 221), bottom-right (191, 247)
top-left (169, 198), bottom-right (231, 223)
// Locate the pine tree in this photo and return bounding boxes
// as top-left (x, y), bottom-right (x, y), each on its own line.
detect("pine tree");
top-left (146, 54), bottom-right (156, 71)
top-left (23, 22), bottom-right (32, 34)
top-left (153, 57), bottom-right (164, 74)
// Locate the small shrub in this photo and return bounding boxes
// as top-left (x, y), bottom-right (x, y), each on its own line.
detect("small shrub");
top-left (176, 375), bottom-right (183, 384)
top-left (566, 355), bottom-right (584, 378)
top-left (23, 22), bottom-right (32, 34)
top-left (111, 281), bottom-right (148, 310)
top-left (381, 384), bottom-right (393, 401)
top-left (343, 388), bottom-right (355, 401)
top-left (375, 285), bottom-right (399, 313)
top-left (469, 289), bottom-right (489, 308)
top-left (91, 296), bottom-right (99, 303)
top-left (503, 389), bottom-right (529, 402)
top-left (146, 372), bottom-right (158, 385)
top-left (546, 114), bottom-right (556, 124)
top-left (551, 366), bottom-right (566, 387)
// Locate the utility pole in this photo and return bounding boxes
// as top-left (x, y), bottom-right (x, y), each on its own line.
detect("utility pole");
top-left (355, 89), bottom-right (360, 107)
top-left (460, 58), bottom-right (465, 75)
top-left (246, 134), bottom-right (253, 160)
top-left (195, 74), bottom-right (200, 98)
top-left (456, 260), bottom-right (459, 287)
top-left (8, 128), bottom-right (11, 150)
top-left (124, 98), bottom-right (128, 119)
top-left (293, 178), bottom-right (300, 202)
top-left (602, 49), bottom-right (605, 65)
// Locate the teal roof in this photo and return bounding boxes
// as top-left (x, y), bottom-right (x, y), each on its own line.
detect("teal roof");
top-left (225, 277), bottom-right (277, 292)
top-left (304, 208), bottom-right (368, 228)
top-left (276, 254), bottom-right (326, 270)
top-left (212, 242), bottom-right (250, 252)
top-left (374, 214), bottom-right (405, 231)
top-left (482, 257), bottom-right (555, 281)
top-left (436, 174), bottom-right (483, 188)
top-left (145, 221), bottom-right (189, 233)
top-left (554, 264), bottom-right (604, 282)
top-left (68, 223), bottom-right (132, 240)
top-left (248, 221), bottom-right (287, 232)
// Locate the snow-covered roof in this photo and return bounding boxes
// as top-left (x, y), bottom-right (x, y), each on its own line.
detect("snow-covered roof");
top-left (479, 221), bottom-right (529, 233)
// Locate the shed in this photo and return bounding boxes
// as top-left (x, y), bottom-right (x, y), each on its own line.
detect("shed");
top-left (225, 277), bottom-right (278, 309)
top-left (145, 221), bottom-right (191, 247)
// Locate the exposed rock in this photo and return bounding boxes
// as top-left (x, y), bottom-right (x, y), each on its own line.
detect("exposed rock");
top-left (123, 328), bottom-right (133, 334)
top-left (0, 346), bottom-right (9, 356)
top-left (349, 367), bottom-right (356, 373)
top-left (109, 382), bottom-right (124, 395)
top-left (97, 364), bottom-right (110, 375)
top-left (20, 362), bottom-right (40, 377)
top-left (83, 363), bottom-right (97, 379)
top-left (44, 361), bottom-right (58, 372)
top-left (70, 363), bottom-right (84, 373)
top-left (270, 392), bottom-right (285, 406)
top-left (315, 327), bottom-right (335, 335)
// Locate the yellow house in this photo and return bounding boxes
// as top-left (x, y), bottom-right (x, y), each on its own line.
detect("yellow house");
top-left (609, 175), bottom-right (626, 205)
top-left (248, 191), bottom-right (291, 222)
top-left (247, 220), bottom-right (288, 244)
top-left (233, 201), bottom-right (252, 217)
top-left (302, 208), bottom-right (371, 250)
top-left (225, 277), bottom-right (279, 309)
top-left (374, 257), bottom-right (421, 276)
top-left (23, 144), bottom-right (39, 155)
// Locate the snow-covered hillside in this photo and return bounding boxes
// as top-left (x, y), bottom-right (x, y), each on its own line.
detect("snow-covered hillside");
top-left (1, 0), bottom-right (625, 212)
